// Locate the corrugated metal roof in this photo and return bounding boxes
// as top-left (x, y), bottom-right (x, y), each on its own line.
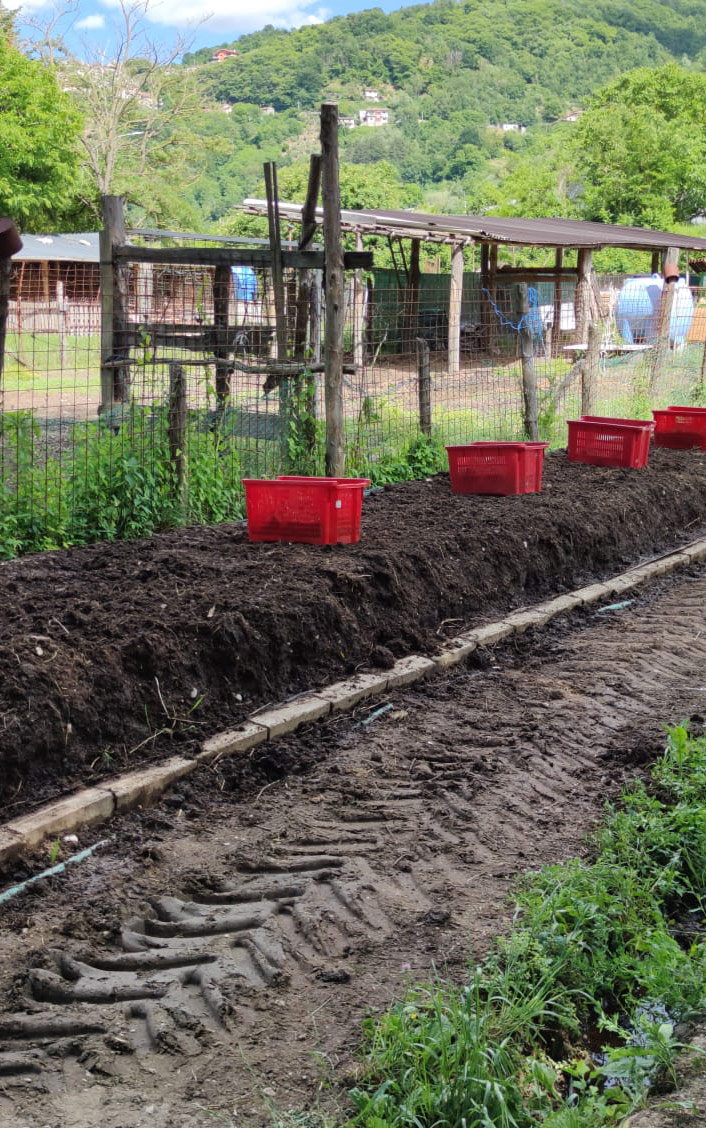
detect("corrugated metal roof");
top-left (243, 200), bottom-right (706, 252)
top-left (14, 233), bottom-right (99, 263)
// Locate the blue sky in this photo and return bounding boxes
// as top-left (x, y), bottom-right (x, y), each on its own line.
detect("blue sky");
top-left (9, 0), bottom-right (418, 58)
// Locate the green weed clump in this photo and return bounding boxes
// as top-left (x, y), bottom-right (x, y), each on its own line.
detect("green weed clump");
top-left (0, 404), bottom-right (246, 558)
top-left (349, 726), bottom-right (706, 1126)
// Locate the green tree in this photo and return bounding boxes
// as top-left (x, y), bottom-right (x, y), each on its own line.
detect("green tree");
top-left (0, 20), bottom-right (83, 229)
top-left (575, 63), bottom-right (706, 226)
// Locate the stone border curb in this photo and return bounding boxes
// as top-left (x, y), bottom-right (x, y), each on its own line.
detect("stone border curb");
top-left (2, 535), bottom-right (705, 867)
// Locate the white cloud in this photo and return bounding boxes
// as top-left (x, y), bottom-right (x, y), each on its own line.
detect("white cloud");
top-left (99, 0), bottom-right (331, 33)
top-left (76, 13), bottom-right (106, 29)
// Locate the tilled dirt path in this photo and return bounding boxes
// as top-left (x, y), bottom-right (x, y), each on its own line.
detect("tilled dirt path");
top-left (3, 567), bottom-right (706, 1127)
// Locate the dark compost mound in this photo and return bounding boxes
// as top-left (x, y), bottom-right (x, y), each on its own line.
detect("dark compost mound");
top-left (1, 447), bottom-right (706, 812)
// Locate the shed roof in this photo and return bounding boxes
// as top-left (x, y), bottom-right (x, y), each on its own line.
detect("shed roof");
top-left (14, 233), bottom-right (99, 263)
top-left (242, 200), bottom-right (706, 252)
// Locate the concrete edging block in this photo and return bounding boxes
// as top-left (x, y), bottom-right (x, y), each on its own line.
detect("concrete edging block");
top-left (198, 721), bottom-right (268, 764)
top-left (433, 638), bottom-right (478, 669)
top-left (466, 621), bottom-right (514, 647)
top-left (503, 607), bottom-right (555, 632)
top-left (573, 582), bottom-right (613, 605)
top-left (5, 788), bottom-right (116, 850)
top-left (249, 696), bottom-right (331, 739)
top-left (108, 757), bottom-right (197, 812)
top-left (386, 655), bottom-right (436, 687)
top-left (317, 673), bottom-right (390, 712)
top-left (0, 828), bottom-right (25, 865)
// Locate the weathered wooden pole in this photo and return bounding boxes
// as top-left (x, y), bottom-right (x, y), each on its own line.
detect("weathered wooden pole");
top-left (574, 249), bottom-right (592, 344)
top-left (581, 318), bottom-right (601, 417)
top-left (416, 337), bottom-right (432, 437)
top-left (353, 229), bottom-right (366, 370)
top-left (321, 102), bottom-right (345, 477)
top-left (295, 154), bottom-right (322, 459)
top-left (551, 247), bottom-right (563, 357)
top-left (405, 237), bottom-right (421, 355)
top-left (99, 195), bottom-right (130, 413)
top-left (0, 219), bottom-right (22, 401)
top-left (517, 282), bottom-right (539, 440)
top-left (213, 263), bottom-right (231, 412)
top-left (649, 247), bottom-right (680, 393)
top-left (448, 242), bottom-right (464, 377)
top-left (168, 362), bottom-right (187, 510)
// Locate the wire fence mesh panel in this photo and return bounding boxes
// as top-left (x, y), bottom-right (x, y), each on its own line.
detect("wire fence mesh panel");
top-left (3, 244), bottom-right (706, 559)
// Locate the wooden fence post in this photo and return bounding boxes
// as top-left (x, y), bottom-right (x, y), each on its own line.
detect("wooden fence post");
top-left (213, 263), bottom-right (231, 414)
top-left (517, 282), bottom-right (539, 440)
top-left (574, 249), bottom-right (592, 344)
top-left (581, 319), bottom-right (601, 417)
top-left (99, 195), bottom-right (130, 413)
top-left (168, 362), bottom-right (187, 510)
top-left (448, 242), bottom-right (464, 377)
top-left (321, 102), bottom-right (345, 477)
top-left (416, 337), bottom-right (432, 437)
top-left (649, 247), bottom-right (679, 393)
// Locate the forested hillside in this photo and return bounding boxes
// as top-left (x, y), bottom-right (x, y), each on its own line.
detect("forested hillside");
top-left (5, 0), bottom-right (706, 235)
top-left (175, 0), bottom-right (706, 227)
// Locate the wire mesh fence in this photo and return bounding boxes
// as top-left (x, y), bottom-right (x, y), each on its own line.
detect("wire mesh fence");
top-left (2, 243), bottom-right (706, 558)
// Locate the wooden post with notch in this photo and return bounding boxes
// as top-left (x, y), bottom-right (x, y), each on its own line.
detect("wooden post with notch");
top-left (517, 282), bottom-right (539, 440)
top-left (649, 247), bottom-right (679, 393)
top-left (99, 195), bottom-right (130, 413)
top-left (295, 153), bottom-right (322, 459)
top-left (448, 242), bottom-right (464, 377)
top-left (321, 102), bottom-right (345, 477)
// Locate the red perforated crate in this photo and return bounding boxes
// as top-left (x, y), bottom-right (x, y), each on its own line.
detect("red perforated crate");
top-left (567, 420), bottom-right (650, 468)
top-left (445, 441), bottom-right (549, 495)
top-left (653, 407), bottom-right (706, 449)
top-left (581, 416), bottom-right (653, 464)
top-left (243, 478), bottom-right (366, 544)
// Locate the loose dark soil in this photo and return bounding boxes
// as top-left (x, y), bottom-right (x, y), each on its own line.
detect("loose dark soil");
top-left (2, 447), bottom-right (706, 813)
top-left (2, 566), bottom-right (706, 1127)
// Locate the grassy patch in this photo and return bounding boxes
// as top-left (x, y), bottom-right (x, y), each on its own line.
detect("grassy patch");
top-left (346, 726), bottom-right (706, 1126)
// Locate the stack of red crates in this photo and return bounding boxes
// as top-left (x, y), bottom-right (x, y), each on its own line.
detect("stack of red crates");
top-left (567, 417), bottom-right (652, 468)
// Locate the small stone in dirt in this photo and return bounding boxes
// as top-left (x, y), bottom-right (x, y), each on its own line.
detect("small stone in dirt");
top-left (422, 908), bottom-right (451, 927)
top-left (317, 968), bottom-right (351, 984)
top-left (413, 762), bottom-right (434, 779)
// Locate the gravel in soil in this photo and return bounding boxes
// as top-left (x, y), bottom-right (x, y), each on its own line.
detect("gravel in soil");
top-left (2, 447), bottom-right (706, 814)
top-left (2, 566), bottom-right (706, 1126)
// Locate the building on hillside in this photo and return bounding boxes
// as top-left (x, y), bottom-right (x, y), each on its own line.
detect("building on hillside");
top-left (363, 89), bottom-right (380, 100)
top-left (359, 107), bottom-right (389, 127)
top-left (211, 48), bottom-right (239, 62)
top-left (219, 102), bottom-right (233, 114)
top-left (260, 105), bottom-right (276, 115)
top-left (501, 122), bottom-right (526, 133)
top-left (339, 115), bottom-right (357, 128)
top-left (562, 110), bottom-right (583, 122)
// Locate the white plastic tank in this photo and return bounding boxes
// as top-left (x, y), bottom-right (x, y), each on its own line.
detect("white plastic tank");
top-left (616, 274), bottom-right (694, 346)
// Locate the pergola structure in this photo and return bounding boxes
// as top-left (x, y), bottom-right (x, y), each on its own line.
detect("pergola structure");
top-left (243, 200), bottom-right (706, 373)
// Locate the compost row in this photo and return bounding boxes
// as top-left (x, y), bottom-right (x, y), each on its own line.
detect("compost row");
top-left (2, 446), bottom-right (706, 811)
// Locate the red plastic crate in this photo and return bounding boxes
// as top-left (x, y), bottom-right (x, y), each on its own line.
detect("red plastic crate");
top-left (445, 441), bottom-right (549, 495)
top-left (243, 478), bottom-right (366, 544)
top-left (653, 408), bottom-right (706, 449)
top-left (277, 476), bottom-right (370, 486)
top-left (567, 420), bottom-right (650, 468)
top-left (581, 416), bottom-right (653, 464)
